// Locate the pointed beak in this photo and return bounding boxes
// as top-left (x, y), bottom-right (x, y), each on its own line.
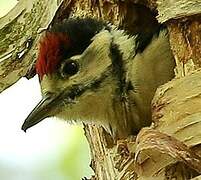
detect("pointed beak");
top-left (21, 93), bottom-right (57, 132)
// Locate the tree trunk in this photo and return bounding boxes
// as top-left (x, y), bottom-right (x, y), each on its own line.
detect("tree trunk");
top-left (1, 0), bottom-right (201, 179)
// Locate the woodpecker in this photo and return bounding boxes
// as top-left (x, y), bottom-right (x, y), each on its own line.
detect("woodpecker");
top-left (21, 18), bottom-right (175, 138)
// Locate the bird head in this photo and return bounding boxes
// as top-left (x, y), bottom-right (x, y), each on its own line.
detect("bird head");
top-left (21, 18), bottom-right (127, 135)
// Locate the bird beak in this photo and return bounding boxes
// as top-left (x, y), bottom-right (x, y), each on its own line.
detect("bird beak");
top-left (21, 93), bottom-right (57, 132)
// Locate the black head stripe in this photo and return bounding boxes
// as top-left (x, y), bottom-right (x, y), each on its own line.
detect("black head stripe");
top-left (50, 18), bottom-right (110, 58)
top-left (135, 25), bottom-right (166, 53)
top-left (109, 41), bottom-right (126, 95)
top-left (60, 68), bottom-right (111, 102)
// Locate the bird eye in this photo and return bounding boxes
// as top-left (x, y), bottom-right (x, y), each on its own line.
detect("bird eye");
top-left (61, 60), bottom-right (79, 77)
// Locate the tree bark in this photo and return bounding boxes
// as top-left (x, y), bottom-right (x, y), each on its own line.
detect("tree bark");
top-left (0, 0), bottom-right (60, 92)
top-left (1, 0), bottom-right (201, 179)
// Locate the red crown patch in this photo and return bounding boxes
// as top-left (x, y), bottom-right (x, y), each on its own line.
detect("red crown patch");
top-left (36, 32), bottom-right (70, 79)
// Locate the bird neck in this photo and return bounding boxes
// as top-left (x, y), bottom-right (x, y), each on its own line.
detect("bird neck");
top-left (110, 28), bottom-right (137, 61)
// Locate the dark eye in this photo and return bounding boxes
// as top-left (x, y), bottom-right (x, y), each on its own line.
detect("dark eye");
top-left (61, 60), bottom-right (79, 77)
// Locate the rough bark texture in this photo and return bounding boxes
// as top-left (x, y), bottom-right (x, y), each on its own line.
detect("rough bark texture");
top-left (0, 0), bottom-right (60, 92)
top-left (1, 0), bottom-right (201, 179)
